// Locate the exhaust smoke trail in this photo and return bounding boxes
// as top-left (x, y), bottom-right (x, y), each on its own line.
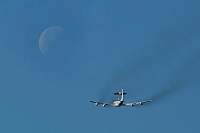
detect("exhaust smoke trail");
top-left (149, 80), bottom-right (188, 103)
top-left (149, 51), bottom-right (200, 103)
top-left (98, 17), bottom-right (200, 103)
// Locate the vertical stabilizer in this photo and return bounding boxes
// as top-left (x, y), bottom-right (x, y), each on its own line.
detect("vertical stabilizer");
top-left (121, 89), bottom-right (124, 101)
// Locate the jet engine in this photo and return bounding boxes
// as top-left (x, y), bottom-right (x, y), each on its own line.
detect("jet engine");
top-left (139, 102), bottom-right (143, 105)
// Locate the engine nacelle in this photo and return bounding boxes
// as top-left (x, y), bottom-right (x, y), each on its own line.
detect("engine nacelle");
top-left (139, 102), bottom-right (143, 105)
top-left (95, 103), bottom-right (98, 106)
top-left (103, 104), bottom-right (106, 107)
top-left (131, 104), bottom-right (134, 107)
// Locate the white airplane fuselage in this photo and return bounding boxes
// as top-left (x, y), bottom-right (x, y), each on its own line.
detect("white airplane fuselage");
top-left (113, 100), bottom-right (123, 107)
top-left (113, 89), bottom-right (125, 107)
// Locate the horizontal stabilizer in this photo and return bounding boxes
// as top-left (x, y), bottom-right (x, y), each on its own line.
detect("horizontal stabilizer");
top-left (114, 92), bottom-right (127, 95)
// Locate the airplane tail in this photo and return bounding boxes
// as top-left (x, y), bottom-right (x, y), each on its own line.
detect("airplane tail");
top-left (114, 89), bottom-right (126, 101)
top-left (121, 89), bottom-right (124, 101)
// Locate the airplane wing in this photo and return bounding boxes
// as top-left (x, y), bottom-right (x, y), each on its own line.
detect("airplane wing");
top-left (124, 100), bottom-right (152, 107)
top-left (90, 100), bottom-right (113, 107)
top-left (135, 100), bottom-right (152, 105)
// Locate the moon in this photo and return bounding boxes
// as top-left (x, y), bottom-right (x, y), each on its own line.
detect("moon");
top-left (39, 26), bottom-right (64, 55)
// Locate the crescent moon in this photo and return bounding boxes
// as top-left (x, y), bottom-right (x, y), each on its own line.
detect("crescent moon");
top-left (39, 26), bottom-right (64, 55)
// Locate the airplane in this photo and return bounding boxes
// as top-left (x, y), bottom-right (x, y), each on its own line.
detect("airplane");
top-left (90, 89), bottom-right (152, 107)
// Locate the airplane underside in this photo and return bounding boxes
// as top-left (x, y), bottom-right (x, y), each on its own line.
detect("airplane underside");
top-left (90, 89), bottom-right (152, 108)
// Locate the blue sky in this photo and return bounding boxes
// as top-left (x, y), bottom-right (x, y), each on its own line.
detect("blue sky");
top-left (0, 0), bottom-right (200, 133)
